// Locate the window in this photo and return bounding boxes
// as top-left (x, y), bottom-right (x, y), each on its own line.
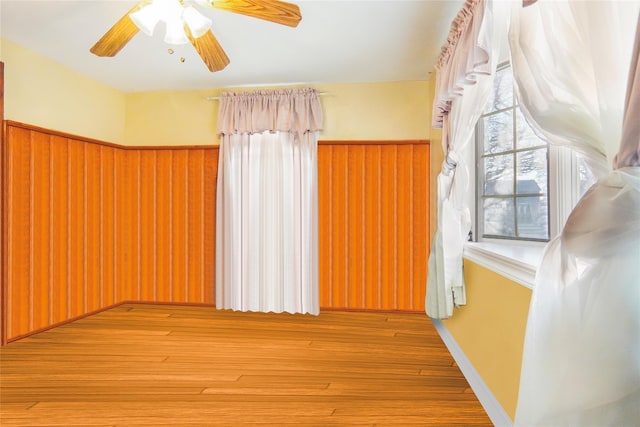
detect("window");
top-left (474, 64), bottom-right (596, 244)
top-left (476, 64), bottom-right (549, 241)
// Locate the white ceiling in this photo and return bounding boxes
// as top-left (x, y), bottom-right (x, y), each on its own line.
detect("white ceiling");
top-left (0, 0), bottom-right (462, 93)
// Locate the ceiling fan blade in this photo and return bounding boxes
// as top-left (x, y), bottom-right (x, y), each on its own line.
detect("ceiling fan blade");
top-left (212, 0), bottom-right (301, 27)
top-left (186, 28), bottom-right (230, 72)
top-left (90, 3), bottom-right (146, 57)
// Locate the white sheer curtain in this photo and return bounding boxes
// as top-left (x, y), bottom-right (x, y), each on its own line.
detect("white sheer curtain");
top-left (426, 0), bottom-right (509, 319)
top-left (509, 0), bottom-right (638, 177)
top-left (511, 2), bottom-right (640, 425)
top-left (216, 88), bottom-right (322, 315)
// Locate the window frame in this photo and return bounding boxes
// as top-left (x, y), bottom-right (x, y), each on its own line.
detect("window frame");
top-left (474, 62), bottom-right (551, 243)
top-left (466, 63), bottom-right (596, 288)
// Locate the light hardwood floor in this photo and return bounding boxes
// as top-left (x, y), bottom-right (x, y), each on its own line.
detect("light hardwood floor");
top-left (0, 304), bottom-right (491, 426)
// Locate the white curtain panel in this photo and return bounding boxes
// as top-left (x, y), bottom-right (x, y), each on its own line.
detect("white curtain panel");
top-left (215, 88), bottom-right (322, 315)
top-left (509, 0), bottom-right (638, 177)
top-left (426, 0), bottom-right (509, 319)
top-left (511, 3), bottom-right (640, 426)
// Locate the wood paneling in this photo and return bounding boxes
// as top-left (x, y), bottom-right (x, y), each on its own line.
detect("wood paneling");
top-left (31, 132), bottom-right (51, 330)
top-left (68, 139), bottom-right (85, 319)
top-left (100, 146), bottom-right (116, 309)
top-left (154, 150), bottom-right (173, 303)
top-left (2, 122), bottom-right (218, 343)
top-left (0, 62), bottom-right (5, 345)
top-left (6, 126), bottom-right (31, 338)
top-left (171, 150), bottom-right (188, 303)
top-left (203, 149), bottom-right (217, 304)
top-left (318, 141), bottom-right (430, 312)
top-left (2, 125), bottom-right (428, 343)
top-left (139, 150), bottom-right (156, 301)
top-left (317, 146), bottom-right (332, 307)
top-left (51, 136), bottom-right (70, 325)
top-left (85, 142), bottom-right (101, 313)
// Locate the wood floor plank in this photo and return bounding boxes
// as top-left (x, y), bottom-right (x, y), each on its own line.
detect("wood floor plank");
top-left (0, 304), bottom-right (491, 426)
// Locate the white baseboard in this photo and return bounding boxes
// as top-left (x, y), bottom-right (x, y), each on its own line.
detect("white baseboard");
top-left (431, 318), bottom-right (513, 427)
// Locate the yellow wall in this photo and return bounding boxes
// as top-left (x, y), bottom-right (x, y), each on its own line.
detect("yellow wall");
top-left (125, 89), bottom-right (217, 146)
top-left (318, 81), bottom-right (431, 141)
top-left (1, 38), bottom-right (431, 147)
top-left (124, 81), bottom-right (432, 146)
top-left (0, 38), bottom-right (126, 145)
top-left (445, 261), bottom-right (531, 419)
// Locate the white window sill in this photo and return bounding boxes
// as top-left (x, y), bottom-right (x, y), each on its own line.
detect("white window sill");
top-left (463, 241), bottom-right (545, 289)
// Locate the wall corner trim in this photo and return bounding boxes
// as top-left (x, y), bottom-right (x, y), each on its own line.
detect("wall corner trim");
top-left (431, 318), bottom-right (514, 427)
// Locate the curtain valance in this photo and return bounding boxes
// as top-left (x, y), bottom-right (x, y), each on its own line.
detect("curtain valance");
top-left (217, 88), bottom-right (323, 136)
top-left (432, 0), bottom-right (491, 134)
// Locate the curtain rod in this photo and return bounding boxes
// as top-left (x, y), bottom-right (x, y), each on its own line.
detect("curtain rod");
top-left (206, 92), bottom-right (331, 101)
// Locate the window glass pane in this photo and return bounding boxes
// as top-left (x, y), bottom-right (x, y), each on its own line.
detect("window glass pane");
top-left (483, 197), bottom-right (516, 237)
top-left (516, 149), bottom-right (547, 195)
top-left (483, 110), bottom-right (514, 154)
top-left (476, 63), bottom-right (551, 242)
top-left (484, 66), bottom-right (513, 113)
top-left (516, 108), bottom-right (545, 149)
top-left (578, 157), bottom-right (597, 197)
top-left (484, 154), bottom-right (514, 195)
top-left (517, 196), bottom-right (548, 239)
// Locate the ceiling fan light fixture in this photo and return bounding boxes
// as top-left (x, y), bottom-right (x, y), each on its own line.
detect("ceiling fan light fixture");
top-left (164, 17), bottom-right (190, 45)
top-left (129, 0), bottom-right (210, 45)
top-left (92, 0), bottom-right (301, 73)
top-left (183, 6), bottom-right (212, 38)
top-left (129, 4), bottom-right (161, 36)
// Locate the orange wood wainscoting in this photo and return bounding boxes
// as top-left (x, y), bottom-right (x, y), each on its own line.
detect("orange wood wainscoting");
top-left (318, 141), bottom-right (429, 312)
top-left (1, 122), bottom-right (430, 344)
top-left (1, 122), bottom-right (218, 343)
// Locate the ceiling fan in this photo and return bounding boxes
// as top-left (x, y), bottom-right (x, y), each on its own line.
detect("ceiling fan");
top-left (90, 0), bottom-right (301, 73)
